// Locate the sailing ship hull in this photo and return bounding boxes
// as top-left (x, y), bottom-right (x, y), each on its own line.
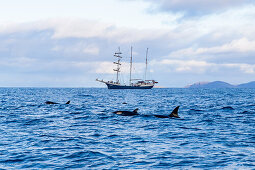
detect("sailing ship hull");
top-left (106, 83), bottom-right (153, 89)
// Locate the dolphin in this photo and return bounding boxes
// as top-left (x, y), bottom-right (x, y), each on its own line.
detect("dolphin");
top-left (113, 108), bottom-right (139, 116)
top-left (45, 101), bottom-right (70, 104)
top-left (153, 106), bottom-right (180, 118)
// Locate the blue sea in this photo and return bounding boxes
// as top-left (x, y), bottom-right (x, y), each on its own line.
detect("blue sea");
top-left (0, 88), bottom-right (254, 169)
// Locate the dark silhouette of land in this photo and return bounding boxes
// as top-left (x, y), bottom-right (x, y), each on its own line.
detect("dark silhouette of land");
top-left (186, 81), bottom-right (255, 88)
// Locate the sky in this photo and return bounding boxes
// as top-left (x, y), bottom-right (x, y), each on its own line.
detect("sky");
top-left (0, 0), bottom-right (255, 87)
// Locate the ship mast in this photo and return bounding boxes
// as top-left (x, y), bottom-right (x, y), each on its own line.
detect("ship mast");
top-left (129, 46), bottom-right (133, 86)
top-left (145, 48), bottom-right (148, 80)
top-left (113, 47), bottom-right (122, 84)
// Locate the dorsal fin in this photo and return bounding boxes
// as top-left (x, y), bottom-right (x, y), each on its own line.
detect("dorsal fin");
top-left (133, 108), bottom-right (139, 113)
top-left (169, 106), bottom-right (180, 118)
top-left (66, 101), bottom-right (70, 104)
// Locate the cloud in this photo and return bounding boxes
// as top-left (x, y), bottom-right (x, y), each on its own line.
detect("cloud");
top-left (83, 44), bottom-right (99, 55)
top-left (155, 59), bottom-right (255, 74)
top-left (0, 18), bottom-right (170, 44)
top-left (167, 38), bottom-right (255, 65)
top-left (171, 38), bottom-right (255, 55)
top-left (146, 0), bottom-right (254, 17)
top-left (156, 59), bottom-right (213, 73)
top-left (50, 19), bottom-right (169, 43)
top-left (52, 42), bottom-right (99, 56)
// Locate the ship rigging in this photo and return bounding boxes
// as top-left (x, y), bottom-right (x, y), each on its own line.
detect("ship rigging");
top-left (96, 47), bottom-right (157, 89)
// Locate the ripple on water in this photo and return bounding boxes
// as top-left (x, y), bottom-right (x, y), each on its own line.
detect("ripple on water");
top-left (0, 88), bottom-right (255, 169)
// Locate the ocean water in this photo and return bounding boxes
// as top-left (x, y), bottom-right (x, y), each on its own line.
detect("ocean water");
top-left (0, 88), bottom-right (254, 169)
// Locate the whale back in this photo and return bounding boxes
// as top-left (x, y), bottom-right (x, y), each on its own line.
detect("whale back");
top-left (45, 101), bottom-right (70, 104)
top-left (169, 106), bottom-right (180, 118)
top-left (45, 101), bottom-right (58, 104)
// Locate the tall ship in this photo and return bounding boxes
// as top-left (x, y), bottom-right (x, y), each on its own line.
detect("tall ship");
top-left (96, 47), bottom-right (158, 89)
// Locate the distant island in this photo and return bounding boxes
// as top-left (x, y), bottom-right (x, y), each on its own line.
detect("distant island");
top-left (185, 81), bottom-right (255, 88)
